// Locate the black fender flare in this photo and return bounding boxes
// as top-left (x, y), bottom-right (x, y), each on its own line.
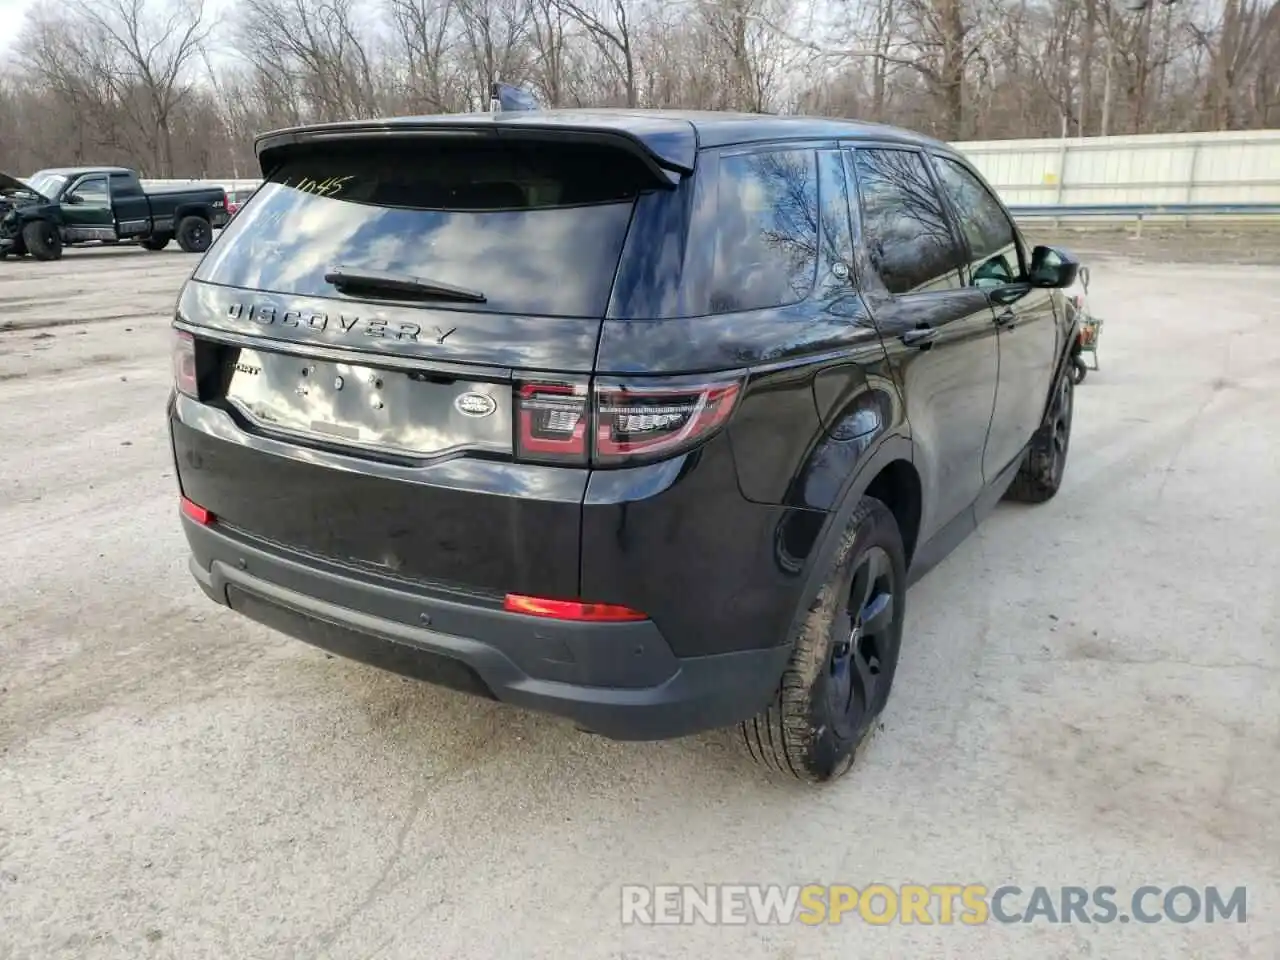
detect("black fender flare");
top-left (780, 430), bottom-right (917, 647)
top-left (18, 211), bottom-right (57, 228)
top-left (17, 213), bottom-right (66, 242)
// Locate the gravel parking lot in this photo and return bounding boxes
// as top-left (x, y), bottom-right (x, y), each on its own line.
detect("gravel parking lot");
top-left (2, 241), bottom-right (1278, 959)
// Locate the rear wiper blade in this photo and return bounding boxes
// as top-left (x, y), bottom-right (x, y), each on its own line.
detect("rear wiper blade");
top-left (324, 266), bottom-right (486, 303)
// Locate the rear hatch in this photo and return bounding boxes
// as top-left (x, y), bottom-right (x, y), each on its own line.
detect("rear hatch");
top-left (172, 128), bottom-right (680, 597)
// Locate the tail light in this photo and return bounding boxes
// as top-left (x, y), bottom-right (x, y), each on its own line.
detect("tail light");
top-left (514, 376), bottom-right (743, 467)
top-left (504, 593), bottom-right (647, 622)
top-left (172, 329), bottom-right (197, 398)
top-left (515, 381), bottom-right (589, 464)
top-left (593, 379), bottom-right (741, 465)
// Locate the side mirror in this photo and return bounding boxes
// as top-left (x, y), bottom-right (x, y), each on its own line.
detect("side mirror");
top-left (64, 193), bottom-right (83, 205)
top-left (1028, 245), bottom-right (1080, 289)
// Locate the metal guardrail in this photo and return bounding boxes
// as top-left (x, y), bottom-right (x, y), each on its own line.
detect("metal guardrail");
top-left (1009, 202), bottom-right (1280, 217)
top-left (1007, 202), bottom-right (1280, 235)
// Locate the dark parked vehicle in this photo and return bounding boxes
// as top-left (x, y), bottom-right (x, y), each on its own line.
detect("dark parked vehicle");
top-left (0, 167), bottom-right (227, 261)
top-left (168, 110), bottom-right (1081, 782)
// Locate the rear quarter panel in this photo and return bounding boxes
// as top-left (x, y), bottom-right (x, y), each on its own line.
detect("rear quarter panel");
top-left (589, 141), bottom-right (914, 656)
top-left (579, 434), bottom-right (822, 657)
top-left (599, 143), bottom-right (905, 512)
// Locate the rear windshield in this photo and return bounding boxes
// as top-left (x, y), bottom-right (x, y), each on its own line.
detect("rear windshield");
top-left (195, 140), bottom-right (649, 318)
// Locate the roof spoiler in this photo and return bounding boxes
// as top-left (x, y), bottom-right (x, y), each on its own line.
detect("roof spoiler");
top-left (255, 118), bottom-right (693, 187)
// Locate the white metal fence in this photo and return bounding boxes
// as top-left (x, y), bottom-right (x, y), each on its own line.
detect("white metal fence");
top-left (951, 129), bottom-right (1280, 208)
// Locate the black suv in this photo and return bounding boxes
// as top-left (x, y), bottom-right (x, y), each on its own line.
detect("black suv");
top-left (169, 110), bottom-right (1080, 782)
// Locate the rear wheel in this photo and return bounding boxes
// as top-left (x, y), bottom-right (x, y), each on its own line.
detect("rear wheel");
top-left (175, 216), bottom-right (211, 253)
top-left (1005, 368), bottom-right (1074, 503)
top-left (141, 233), bottom-right (172, 251)
top-left (22, 220), bottom-right (62, 261)
top-left (741, 496), bottom-right (906, 783)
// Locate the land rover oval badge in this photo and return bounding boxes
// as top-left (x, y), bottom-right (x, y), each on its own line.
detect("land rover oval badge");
top-left (455, 392), bottom-right (497, 418)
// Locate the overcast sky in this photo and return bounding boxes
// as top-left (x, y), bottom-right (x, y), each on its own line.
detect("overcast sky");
top-left (0, 0), bottom-right (243, 65)
top-left (0, 0), bottom-right (36, 52)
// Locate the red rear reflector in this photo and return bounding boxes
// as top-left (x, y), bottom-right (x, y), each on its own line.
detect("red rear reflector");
top-left (180, 497), bottom-right (213, 525)
top-left (504, 594), bottom-right (647, 622)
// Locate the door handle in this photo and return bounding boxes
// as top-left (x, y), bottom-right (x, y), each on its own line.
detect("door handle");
top-left (994, 310), bottom-right (1017, 329)
top-left (900, 327), bottom-right (938, 348)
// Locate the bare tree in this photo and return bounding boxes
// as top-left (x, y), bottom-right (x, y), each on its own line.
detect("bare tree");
top-left (237, 0), bottom-right (380, 123)
top-left (75, 0), bottom-right (215, 175)
top-left (3, 0), bottom-right (1278, 179)
top-left (389, 0), bottom-right (467, 112)
top-left (526, 0), bottom-right (573, 104)
top-left (455, 0), bottom-right (533, 108)
top-left (693, 0), bottom-right (798, 111)
top-left (1192, 0), bottom-right (1280, 128)
top-left (553, 0), bottom-right (638, 105)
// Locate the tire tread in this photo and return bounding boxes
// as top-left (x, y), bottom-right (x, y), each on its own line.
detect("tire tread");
top-left (175, 215), bottom-right (211, 253)
top-left (739, 497), bottom-right (902, 783)
top-left (22, 220), bottom-right (62, 261)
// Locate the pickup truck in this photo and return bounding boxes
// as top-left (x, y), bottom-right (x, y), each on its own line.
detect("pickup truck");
top-left (0, 167), bottom-right (228, 261)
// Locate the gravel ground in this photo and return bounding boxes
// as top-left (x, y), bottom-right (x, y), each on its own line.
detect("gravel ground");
top-left (1, 243), bottom-right (1278, 959)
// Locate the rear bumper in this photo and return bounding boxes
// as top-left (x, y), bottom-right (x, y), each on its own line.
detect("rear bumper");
top-left (183, 517), bottom-right (789, 741)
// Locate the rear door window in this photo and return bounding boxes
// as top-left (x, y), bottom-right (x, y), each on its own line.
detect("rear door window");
top-left (930, 155), bottom-right (1022, 288)
top-left (707, 149), bottom-right (819, 314)
top-left (194, 140), bottom-right (652, 318)
top-left (850, 148), bottom-right (962, 295)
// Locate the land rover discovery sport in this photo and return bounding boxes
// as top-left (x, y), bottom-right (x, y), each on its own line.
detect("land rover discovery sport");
top-left (168, 110), bottom-right (1081, 782)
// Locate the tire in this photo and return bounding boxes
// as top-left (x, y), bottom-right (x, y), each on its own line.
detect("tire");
top-left (22, 220), bottom-right (62, 261)
top-left (1071, 356), bottom-right (1088, 385)
top-left (1005, 366), bottom-right (1074, 504)
top-left (741, 496), bottom-right (907, 783)
top-left (175, 215), bottom-right (212, 253)
top-left (141, 233), bottom-right (172, 251)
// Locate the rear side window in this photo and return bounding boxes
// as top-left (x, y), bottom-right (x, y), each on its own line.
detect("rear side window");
top-left (708, 149), bottom-right (818, 313)
top-left (194, 140), bottom-right (652, 318)
top-left (851, 148), bottom-right (961, 296)
top-left (816, 150), bottom-right (857, 299)
top-left (110, 174), bottom-right (140, 198)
